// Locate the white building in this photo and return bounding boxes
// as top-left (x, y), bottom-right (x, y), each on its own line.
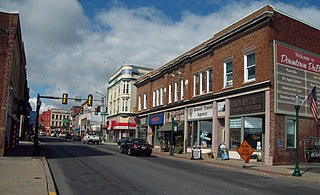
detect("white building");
top-left (106, 65), bottom-right (152, 141)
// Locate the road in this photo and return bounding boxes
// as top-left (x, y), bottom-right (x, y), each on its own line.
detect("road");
top-left (40, 137), bottom-right (320, 195)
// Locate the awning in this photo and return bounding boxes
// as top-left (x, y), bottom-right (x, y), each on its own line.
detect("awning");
top-left (157, 121), bottom-right (184, 132)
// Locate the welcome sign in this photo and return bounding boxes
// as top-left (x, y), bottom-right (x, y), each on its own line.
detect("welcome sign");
top-left (275, 42), bottom-right (320, 116)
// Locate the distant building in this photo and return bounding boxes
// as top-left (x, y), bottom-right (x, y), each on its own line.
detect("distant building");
top-left (50, 108), bottom-right (71, 134)
top-left (0, 9), bottom-right (30, 156)
top-left (106, 65), bottom-right (153, 141)
top-left (39, 110), bottom-right (51, 135)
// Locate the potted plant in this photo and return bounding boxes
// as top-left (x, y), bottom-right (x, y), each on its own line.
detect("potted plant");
top-left (207, 152), bottom-right (213, 158)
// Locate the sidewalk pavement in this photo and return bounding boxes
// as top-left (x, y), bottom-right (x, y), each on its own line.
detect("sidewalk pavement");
top-left (0, 141), bottom-right (56, 195)
top-left (1, 141), bottom-right (319, 195)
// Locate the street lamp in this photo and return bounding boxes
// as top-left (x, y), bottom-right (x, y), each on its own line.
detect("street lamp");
top-left (95, 91), bottom-right (106, 143)
top-left (293, 95), bottom-right (302, 177)
top-left (169, 113), bottom-right (174, 156)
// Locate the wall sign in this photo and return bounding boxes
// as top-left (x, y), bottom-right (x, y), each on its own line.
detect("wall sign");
top-left (149, 113), bottom-right (164, 125)
top-left (230, 92), bottom-right (265, 116)
top-left (275, 42), bottom-right (320, 116)
top-left (217, 101), bottom-right (225, 117)
top-left (188, 104), bottom-right (213, 120)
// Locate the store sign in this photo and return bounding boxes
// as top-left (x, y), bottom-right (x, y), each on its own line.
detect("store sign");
top-left (230, 92), bottom-right (265, 116)
top-left (275, 42), bottom-right (320, 115)
top-left (230, 118), bottom-right (241, 128)
top-left (244, 117), bottom-right (262, 128)
top-left (140, 117), bottom-right (147, 125)
top-left (188, 104), bottom-right (213, 120)
top-left (149, 113), bottom-right (164, 125)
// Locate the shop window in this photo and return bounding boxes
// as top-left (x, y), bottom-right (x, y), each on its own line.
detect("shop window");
top-left (200, 120), bottom-right (212, 147)
top-left (286, 118), bottom-right (296, 148)
top-left (224, 60), bottom-right (233, 87)
top-left (244, 52), bottom-right (255, 82)
top-left (244, 117), bottom-right (263, 150)
top-left (230, 118), bottom-right (241, 149)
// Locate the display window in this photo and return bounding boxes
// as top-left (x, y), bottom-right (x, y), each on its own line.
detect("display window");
top-left (199, 120), bottom-right (212, 147)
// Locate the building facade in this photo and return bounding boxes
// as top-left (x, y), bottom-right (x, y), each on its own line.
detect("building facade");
top-left (39, 110), bottom-right (51, 135)
top-left (50, 108), bottom-right (71, 135)
top-left (0, 9), bottom-right (30, 156)
top-left (134, 5), bottom-right (320, 165)
top-left (106, 65), bottom-right (153, 141)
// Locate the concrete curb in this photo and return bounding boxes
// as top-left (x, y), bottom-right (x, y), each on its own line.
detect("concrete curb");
top-left (42, 157), bottom-right (57, 195)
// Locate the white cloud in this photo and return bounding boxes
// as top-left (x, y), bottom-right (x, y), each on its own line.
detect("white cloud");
top-left (2, 0), bottom-right (320, 112)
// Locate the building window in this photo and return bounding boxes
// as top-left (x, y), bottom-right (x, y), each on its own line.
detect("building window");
top-left (286, 118), bottom-right (296, 148)
top-left (138, 96), bottom-right (142, 111)
top-left (160, 88), bottom-right (164, 105)
top-left (244, 52), bottom-right (255, 82)
top-left (207, 69), bottom-right (212, 92)
top-left (200, 72), bottom-right (206, 95)
top-left (122, 98), bottom-right (128, 112)
top-left (224, 60), bottom-right (233, 87)
top-left (152, 91), bottom-right (156, 107)
top-left (52, 114), bottom-right (54, 119)
top-left (156, 89), bottom-right (160, 106)
top-left (168, 84), bottom-right (172, 103)
top-left (143, 93), bottom-right (147, 109)
top-left (194, 74), bottom-right (199, 96)
top-left (174, 82), bottom-right (178, 102)
top-left (181, 80), bottom-right (184, 100)
top-left (110, 102), bottom-right (113, 114)
top-left (123, 81), bottom-right (129, 94)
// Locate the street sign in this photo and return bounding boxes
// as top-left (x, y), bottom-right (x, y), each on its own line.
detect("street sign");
top-left (237, 140), bottom-right (254, 163)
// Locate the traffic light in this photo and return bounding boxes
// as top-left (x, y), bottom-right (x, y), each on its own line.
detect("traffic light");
top-left (133, 107), bottom-right (137, 114)
top-left (97, 105), bottom-right (101, 112)
top-left (62, 93), bottom-right (68, 104)
top-left (95, 107), bottom-right (98, 115)
top-left (80, 107), bottom-right (84, 114)
top-left (87, 94), bottom-right (93, 106)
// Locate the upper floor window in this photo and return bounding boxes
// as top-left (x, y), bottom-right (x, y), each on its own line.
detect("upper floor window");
top-left (123, 81), bottom-right (129, 94)
top-left (122, 98), bottom-right (128, 112)
top-left (180, 80), bottom-right (184, 100)
top-left (168, 84), bottom-right (172, 103)
top-left (156, 89), bottom-right (160, 106)
top-left (207, 69), bottom-right (212, 92)
top-left (138, 96), bottom-right (142, 111)
top-left (244, 52), bottom-right (255, 82)
top-left (152, 91), bottom-right (156, 107)
top-left (174, 82), bottom-right (178, 102)
top-left (194, 74), bottom-right (199, 96)
top-left (143, 93), bottom-right (147, 109)
top-left (160, 88), bottom-right (164, 105)
top-left (200, 72), bottom-right (206, 95)
top-left (224, 60), bottom-right (233, 87)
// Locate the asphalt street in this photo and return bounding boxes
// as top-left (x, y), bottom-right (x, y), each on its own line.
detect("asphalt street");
top-left (41, 137), bottom-right (320, 195)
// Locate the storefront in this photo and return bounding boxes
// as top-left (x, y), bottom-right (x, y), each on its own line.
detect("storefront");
top-left (228, 92), bottom-right (265, 160)
top-left (187, 104), bottom-right (213, 153)
top-left (148, 113), bottom-right (164, 146)
top-left (137, 116), bottom-right (148, 140)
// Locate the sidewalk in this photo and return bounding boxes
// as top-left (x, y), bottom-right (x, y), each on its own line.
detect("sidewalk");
top-left (0, 141), bottom-right (56, 195)
top-left (151, 149), bottom-right (320, 185)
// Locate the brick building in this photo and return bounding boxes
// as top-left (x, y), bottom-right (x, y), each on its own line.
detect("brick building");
top-left (0, 9), bottom-right (30, 156)
top-left (39, 110), bottom-right (51, 135)
top-left (134, 5), bottom-right (320, 165)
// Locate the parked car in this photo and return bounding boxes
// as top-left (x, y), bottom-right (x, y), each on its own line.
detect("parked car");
top-left (83, 132), bottom-right (100, 144)
top-left (50, 133), bottom-right (57, 137)
top-left (72, 135), bottom-right (82, 141)
top-left (115, 138), bottom-right (129, 145)
top-left (65, 133), bottom-right (72, 139)
top-left (120, 138), bottom-right (152, 157)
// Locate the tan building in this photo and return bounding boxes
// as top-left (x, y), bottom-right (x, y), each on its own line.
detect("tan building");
top-left (134, 5), bottom-right (320, 165)
top-left (106, 65), bottom-right (152, 141)
top-left (50, 108), bottom-right (71, 135)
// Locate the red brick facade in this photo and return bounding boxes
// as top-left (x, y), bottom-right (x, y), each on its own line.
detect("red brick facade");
top-left (0, 10), bottom-right (29, 156)
top-left (135, 5), bottom-right (320, 165)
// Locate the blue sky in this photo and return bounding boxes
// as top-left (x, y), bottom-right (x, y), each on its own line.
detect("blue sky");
top-left (1, 0), bottom-right (320, 112)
